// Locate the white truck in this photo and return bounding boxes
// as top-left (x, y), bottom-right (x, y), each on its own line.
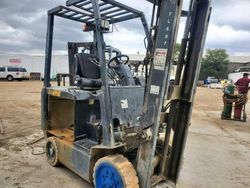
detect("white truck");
top-left (228, 66), bottom-right (250, 83)
top-left (0, 66), bottom-right (30, 81)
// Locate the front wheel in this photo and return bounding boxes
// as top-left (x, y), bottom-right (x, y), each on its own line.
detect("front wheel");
top-left (7, 75), bottom-right (14, 81)
top-left (93, 155), bottom-right (139, 188)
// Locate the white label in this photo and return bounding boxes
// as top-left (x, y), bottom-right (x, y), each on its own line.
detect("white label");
top-left (89, 99), bottom-right (94, 105)
top-left (121, 99), bottom-right (128, 109)
top-left (153, 48), bottom-right (168, 70)
top-left (150, 85), bottom-right (160, 95)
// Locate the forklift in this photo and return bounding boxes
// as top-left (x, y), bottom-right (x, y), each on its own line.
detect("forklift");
top-left (41, 0), bottom-right (211, 187)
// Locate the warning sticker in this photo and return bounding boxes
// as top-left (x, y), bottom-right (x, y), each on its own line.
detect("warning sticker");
top-left (89, 99), bottom-right (94, 105)
top-left (153, 48), bottom-right (168, 70)
top-left (48, 90), bottom-right (61, 97)
top-left (150, 85), bottom-right (160, 95)
top-left (121, 99), bottom-right (128, 109)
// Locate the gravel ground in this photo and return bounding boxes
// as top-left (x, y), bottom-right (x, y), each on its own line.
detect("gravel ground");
top-left (0, 81), bottom-right (249, 188)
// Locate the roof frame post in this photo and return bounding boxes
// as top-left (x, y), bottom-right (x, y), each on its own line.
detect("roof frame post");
top-left (44, 14), bottom-right (54, 87)
top-left (41, 13), bottom-right (54, 131)
top-left (91, 0), bottom-right (115, 147)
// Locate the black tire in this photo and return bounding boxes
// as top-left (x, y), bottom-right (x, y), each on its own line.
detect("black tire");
top-left (45, 137), bottom-right (60, 166)
top-left (7, 75), bottom-right (14, 81)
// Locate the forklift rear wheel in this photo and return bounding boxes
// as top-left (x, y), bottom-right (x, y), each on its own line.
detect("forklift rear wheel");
top-left (93, 154), bottom-right (139, 188)
top-left (45, 137), bottom-right (60, 166)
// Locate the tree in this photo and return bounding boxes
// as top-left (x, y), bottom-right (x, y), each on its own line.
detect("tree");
top-left (199, 49), bottom-right (229, 80)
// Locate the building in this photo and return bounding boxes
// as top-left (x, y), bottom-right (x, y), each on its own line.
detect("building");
top-left (1, 52), bottom-right (249, 79)
top-left (0, 52), bottom-right (147, 78)
top-left (0, 52), bottom-right (68, 78)
top-left (227, 56), bottom-right (250, 74)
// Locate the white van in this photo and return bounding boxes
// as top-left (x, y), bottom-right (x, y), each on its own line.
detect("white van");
top-left (0, 66), bottom-right (30, 81)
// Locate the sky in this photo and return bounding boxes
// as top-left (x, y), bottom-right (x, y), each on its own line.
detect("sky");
top-left (0, 0), bottom-right (250, 56)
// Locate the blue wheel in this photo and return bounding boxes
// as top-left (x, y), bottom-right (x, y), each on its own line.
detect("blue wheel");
top-left (93, 155), bottom-right (139, 188)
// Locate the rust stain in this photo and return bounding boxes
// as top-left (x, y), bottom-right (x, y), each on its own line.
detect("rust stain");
top-left (48, 128), bottom-right (74, 164)
top-left (48, 128), bottom-right (74, 144)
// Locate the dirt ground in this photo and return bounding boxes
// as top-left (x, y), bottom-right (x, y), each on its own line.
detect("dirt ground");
top-left (0, 81), bottom-right (249, 188)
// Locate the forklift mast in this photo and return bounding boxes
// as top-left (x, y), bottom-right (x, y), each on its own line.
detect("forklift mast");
top-left (137, 0), bottom-right (211, 187)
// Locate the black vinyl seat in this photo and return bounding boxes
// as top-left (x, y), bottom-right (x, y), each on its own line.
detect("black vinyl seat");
top-left (74, 53), bottom-right (102, 88)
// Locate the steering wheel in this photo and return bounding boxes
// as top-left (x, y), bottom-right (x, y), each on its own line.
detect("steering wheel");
top-left (108, 54), bottom-right (129, 67)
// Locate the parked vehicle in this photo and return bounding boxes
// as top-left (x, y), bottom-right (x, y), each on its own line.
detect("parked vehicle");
top-left (233, 66), bottom-right (250, 73)
top-left (204, 76), bottom-right (219, 84)
top-left (229, 66), bottom-right (250, 83)
top-left (0, 66), bottom-right (30, 81)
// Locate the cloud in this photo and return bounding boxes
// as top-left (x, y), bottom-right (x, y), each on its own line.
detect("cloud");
top-left (0, 0), bottom-right (59, 53)
top-left (0, 0), bottom-right (249, 55)
top-left (0, 0), bottom-right (151, 54)
top-left (105, 27), bottom-right (147, 54)
top-left (211, 0), bottom-right (250, 31)
top-left (206, 24), bottom-right (250, 55)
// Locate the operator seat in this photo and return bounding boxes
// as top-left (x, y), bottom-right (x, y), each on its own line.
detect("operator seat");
top-left (74, 53), bottom-right (102, 88)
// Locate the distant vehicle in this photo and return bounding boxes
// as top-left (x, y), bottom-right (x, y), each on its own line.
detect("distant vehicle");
top-left (0, 66), bottom-right (30, 81)
top-left (210, 83), bottom-right (223, 89)
top-left (233, 66), bottom-right (250, 73)
top-left (205, 76), bottom-right (218, 84)
top-left (229, 66), bottom-right (250, 83)
top-left (209, 79), bottom-right (229, 89)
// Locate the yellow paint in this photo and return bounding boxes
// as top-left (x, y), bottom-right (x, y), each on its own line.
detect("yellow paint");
top-left (48, 90), bottom-right (61, 97)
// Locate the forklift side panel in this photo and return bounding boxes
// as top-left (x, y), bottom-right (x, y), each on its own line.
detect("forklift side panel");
top-left (54, 137), bottom-right (92, 182)
top-left (110, 86), bottom-right (144, 126)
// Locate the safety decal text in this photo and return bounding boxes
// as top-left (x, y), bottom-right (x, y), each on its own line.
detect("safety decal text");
top-left (153, 48), bottom-right (168, 70)
top-left (150, 85), bottom-right (160, 95)
top-left (121, 99), bottom-right (128, 109)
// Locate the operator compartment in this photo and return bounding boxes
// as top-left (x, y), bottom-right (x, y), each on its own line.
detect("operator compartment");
top-left (47, 87), bottom-right (102, 144)
top-left (45, 46), bottom-right (144, 150)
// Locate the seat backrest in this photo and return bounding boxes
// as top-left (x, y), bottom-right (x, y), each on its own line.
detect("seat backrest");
top-left (74, 53), bottom-right (100, 79)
